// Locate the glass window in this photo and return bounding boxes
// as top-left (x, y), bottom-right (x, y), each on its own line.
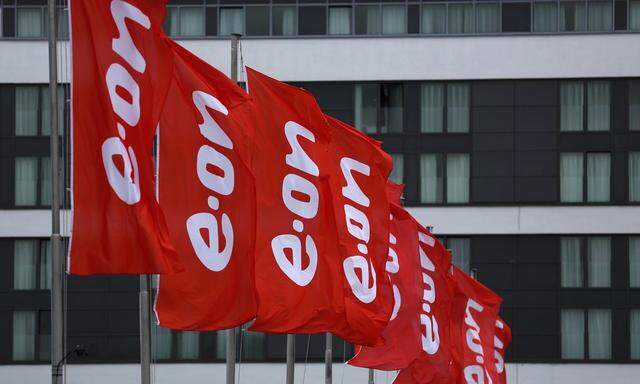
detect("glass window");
top-left (219, 7), bottom-right (244, 36)
top-left (14, 240), bottom-right (37, 290)
top-left (178, 7), bottom-right (204, 36)
top-left (13, 311), bottom-right (36, 361)
top-left (355, 84), bottom-right (379, 134)
top-left (40, 240), bottom-right (51, 290)
top-left (381, 84), bottom-right (403, 133)
top-left (41, 86), bottom-right (66, 137)
top-left (177, 331), bottom-right (199, 359)
top-left (16, 86), bottom-right (39, 136)
top-left (448, 4), bottom-right (474, 34)
top-left (329, 7), bottom-right (352, 35)
top-left (534, 2), bottom-right (558, 32)
top-left (560, 81), bottom-right (584, 132)
top-left (476, 3), bottom-right (500, 33)
top-left (420, 154), bottom-right (443, 203)
top-left (631, 81), bottom-right (640, 131)
top-left (588, 1), bottom-right (613, 31)
top-left (630, 237), bottom-right (640, 288)
top-left (447, 83), bottom-right (470, 133)
top-left (562, 309), bottom-right (585, 359)
top-left (38, 310), bottom-right (51, 361)
top-left (382, 5), bottom-right (406, 34)
top-left (586, 153), bottom-right (610, 202)
top-left (17, 8), bottom-right (43, 38)
top-left (561, 237), bottom-right (583, 287)
top-left (422, 4), bottom-right (446, 34)
top-left (41, 157), bottom-right (51, 206)
top-left (272, 6), bottom-right (296, 36)
top-left (502, 3), bottom-right (532, 32)
top-left (421, 83), bottom-right (444, 133)
top-left (587, 81), bottom-right (610, 132)
top-left (446, 154), bottom-right (470, 203)
top-left (448, 238), bottom-right (471, 273)
top-left (587, 237), bottom-right (611, 287)
top-left (390, 154), bottom-right (404, 184)
top-left (631, 0), bottom-right (640, 30)
top-left (588, 309), bottom-right (611, 359)
top-left (164, 7), bottom-right (179, 36)
top-left (355, 5), bottom-right (381, 35)
top-left (629, 152), bottom-right (640, 202)
top-left (560, 2), bottom-right (586, 31)
top-left (216, 331), bottom-right (227, 358)
top-left (632, 309), bottom-right (640, 359)
top-left (15, 157), bottom-right (38, 206)
top-left (246, 6), bottom-right (270, 36)
top-left (242, 330), bottom-right (265, 360)
top-left (153, 325), bottom-right (172, 360)
top-left (560, 153), bottom-right (584, 202)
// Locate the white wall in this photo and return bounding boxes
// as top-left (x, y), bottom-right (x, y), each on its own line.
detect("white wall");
top-left (0, 363), bottom-right (638, 384)
top-left (1, 34), bottom-right (639, 83)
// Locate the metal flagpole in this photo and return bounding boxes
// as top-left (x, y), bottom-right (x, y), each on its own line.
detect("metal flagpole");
top-left (139, 275), bottom-right (152, 384)
top-left (48, 0), bottom-right (64, 383)
top-left (325, 333), bottom-right (332, 384)
top-left (286, 334), bottom-right (295, 384)
top-left (225, 32), bottom-right (242, 384)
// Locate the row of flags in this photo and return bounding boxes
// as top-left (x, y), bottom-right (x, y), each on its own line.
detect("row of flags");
top-left (66, 1), bottom-right (511, 383)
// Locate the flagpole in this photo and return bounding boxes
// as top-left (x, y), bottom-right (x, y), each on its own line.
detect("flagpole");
top-left (139, 275), bottom-right (152, 384)
top-left (286, 334), bottom-right (295, 384)
top-left (225, 32), bottom-right (242, 384)
top-left (325, 333), bottom-right (332, 384)
top-left (48, 0), bottom-right (64, 383)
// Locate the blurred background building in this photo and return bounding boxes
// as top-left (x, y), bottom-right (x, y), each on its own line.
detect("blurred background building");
top-left (0, 0), bottom-right (639, 383)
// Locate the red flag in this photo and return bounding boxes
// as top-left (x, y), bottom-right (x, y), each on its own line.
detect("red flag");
top-left (324, 115), bottom-right (393, 345)
top-left (153, 41), bottom-right (257, 329)
top-left (450, 267), bottom-right (502, 384)
top-left (69, 0), bottom-right (181, 274)
top-left (246, 68), bottom-right (346, 334)
top-left (490, 318), bottom-right (511, 384)
top-left (349, 197), bottom-right (422, 368)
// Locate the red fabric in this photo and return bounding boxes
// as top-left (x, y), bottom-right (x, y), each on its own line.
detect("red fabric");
top-left (386, 181), bottom-right (405, 206)
top-left (490, 318), bottom-right (511, 384)
top-left (153, 41), bottom-right (257, 329)
top-left (246, 68), bottom-right (346, 334)
top-left (324, 115), bottom-right (393, 345)
top-left (449, 267), bottom-right (502, 384)
top-left (349, 202), bottom-right (422, 368)
top-left (69, 0), bottom-right (181, 274)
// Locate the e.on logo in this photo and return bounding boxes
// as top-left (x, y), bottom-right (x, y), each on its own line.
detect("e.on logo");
top-left (463, 299), bottom-right (491, 384)
top-left (101, 0), bottom-right (150, 205)
top-left (185, 91), bottom-right (235, 272)
top-left (494, 320), bottom-right (506, 376)
top-left (340, 158), bottom-right (377, 304)
top-left (271, 122), bottom-right (320, 287)
top-left (418, 232), bottom-right (440, 355)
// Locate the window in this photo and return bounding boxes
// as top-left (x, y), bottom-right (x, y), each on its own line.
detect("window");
top-left (560, 2), bottom-right (586, 31)
top-left (561, 81), bottom-right (610, 132)
top-left (216, 330), bottom-right (227, 358)
top-left (329, 7), bottom-right (352, 35)
top-left (15, 156), bottom-right (54, 207)
top-left (476, 3), bottom-right (500, 33)
top-left (502, 3), bottom-right (531, 32)
top-left (420, 83), bottom-right (469, 133)
top-left (447, 83), bottom-right (470, 133)
top-left (629, 80), bottom-right (640, 131)
top-left (421, 83), bottom-right (444, 133)
top-left (422, 4), bottom-right (446, 34)
top-left (246, 7), bottom-right (270, 36)
top-left (560, 237), bottom-right (611, 288)
top-left (165, 6), bottom-right (205, 37)
top-left (632, 309), bottom-right (640, 359)
top-left (630, 237), bottom-right (640, 288)
top-left (17, 7), bottom-right (43, 38)
top-left (382, 5), bottom-right (406, 34)
top-left (587, 81), bottom-right (610, 132)
top-left (219, 8), bottom-right (244, 36)
top-left (560, 81), bottom-right (584, 132)
top-left (153, 324), bottom-right (172, 360)
top-left (272, 6), bottom-right (296, 36)
top-left (242, 329), bottom-right (265, 360)
top-left (15, 85), bottom-right (66, 136)
top-left (561, 309), bottom-right (612, 359)
top-left (420, 153), bottom-right (470, 203)
top-left (13, 240), bottom-right (51, 291)
top-left (298, 6), bottom-right (326, 35)
top-left (354, 83), bottom-right (403, 134)
top-left (13, 311), bottom-right (36, 361)
top-left (560, 153), bottom-right (610, 203)
top-left (534, 2), bottom-right (558, 32)
top-left (177, 331), bottom-right (199, 360)
top-left (448, 4), bottom-right (474, 33)
top-left (153, 325), bottom-right (201, 360)
top-left (588, 1), bottom-right (613, 31)
top-left (629, 152), bottom-right (640, 202)
top-left (631, 1), bottom-right (640, 30)
top-left (447, 238), bottom-right (471, 273)
top-left (355, 5), bottom-right (381, 35)
top-left (389, 154), bottom-right (404, 184)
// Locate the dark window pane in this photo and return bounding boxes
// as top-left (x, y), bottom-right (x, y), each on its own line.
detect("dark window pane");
top-left (246, 6), bottom-right (269, 36)
top-left (206, 6), bottom-right (218, 36)
top-left (502, 3), bottom-right (531, 32)
top-left (615, 0), bottom-right (628, 30)
top-left (560, 2), bottom-right (586, 31)
top-left (299, 6), bottom-right (326, 35)
top-left (355, 83), bottom-right (378, 134)
top-left (381, 83), bottom-right (403, 133)
top-left (3, 7), bottom-right (16, 37)
top-left (355, 5), bottom-right (381, 35)
top-left (272, 6), bottom-right (296, 36)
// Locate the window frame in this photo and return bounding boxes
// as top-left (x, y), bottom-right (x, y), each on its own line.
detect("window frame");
top-left (559, 236), bottom-right (612, 289)
top-left (419, 152), bottom-right (471, 205)
top-left (353, 82), bottom-right (404, 134)
top-left (559, 80), bottom-right (612, 133)
top-left (11, 309), bottom-right (50, 363)
top-left (559, 151), bottom-right (612, 204)
top-left (420, 81), bottom-right (471, 134)
top-left (12, 239), bottom-right (51, 291)
top-left (560, 308), bottom-right (613, 361)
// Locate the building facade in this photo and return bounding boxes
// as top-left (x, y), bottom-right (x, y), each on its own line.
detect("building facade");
top-left (1, 0), bottom-right (640, 383)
